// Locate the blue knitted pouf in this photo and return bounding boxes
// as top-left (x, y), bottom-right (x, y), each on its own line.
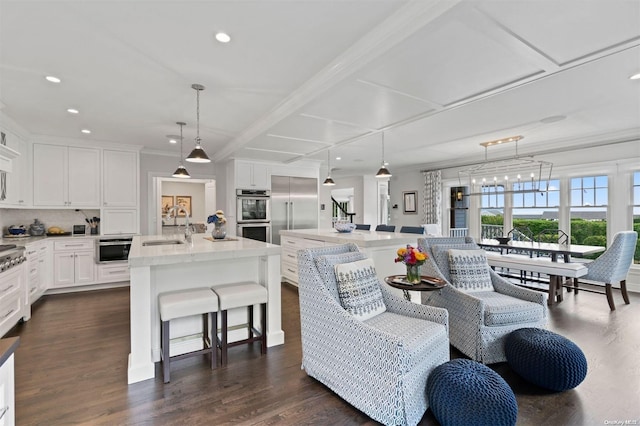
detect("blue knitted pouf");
top-left (505, 328), bottom-right (587, 392)
top-left (426, 359), bottom-right (517, 426)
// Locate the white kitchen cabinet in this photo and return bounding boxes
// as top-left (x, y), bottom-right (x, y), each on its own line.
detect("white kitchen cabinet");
top-left (0, 267), bottom-right (26, 339)
top-left (0, 343), bottom-right (17, 426)
top-left (52, 240), bottom-right (95, 288)
top-left (32, 144), bottom-right (100, 207)
top-left (25, 241), bottom-right (49, 304)
top-left (280, 235), bottom-right (326, 286)
top-left (101, 209), bottom-right (138, 235)
top-left (0, 132), bottom-right (28, 207)
top-left (97, 262), bottom-right (129, 283)
top-left (236, 162), bottom-right (269, 189)
top-left (102, 149), bottom-right (138, 207)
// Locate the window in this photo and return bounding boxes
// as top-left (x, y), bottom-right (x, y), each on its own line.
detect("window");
top-left (480, 185), bottom-right (505, 238)
top-left (570, 175), bottom-right (607, 254)
top-left (512, 179), bottom-right (561, 241)
top-left (633, 171), bottom-right (640, 263)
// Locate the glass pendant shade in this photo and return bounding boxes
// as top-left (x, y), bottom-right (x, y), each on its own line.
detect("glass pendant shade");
top-left (186, 83), bottom-right (211, 163)
top-left (172, 121), bottom-right (190, 178)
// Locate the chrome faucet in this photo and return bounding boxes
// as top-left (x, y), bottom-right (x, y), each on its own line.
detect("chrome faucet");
top-left (165, 205), bottom-right (192, 242)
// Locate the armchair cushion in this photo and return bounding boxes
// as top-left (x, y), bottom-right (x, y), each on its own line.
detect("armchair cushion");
top-left (430, 243), bottom-right (478, 282)
top-left (315, 252), bottom-right (368, 301)
top-left (474, 291), bottom-right (546, 326)
top-left (448, 249), bottom-right (494, 292)
top-left (335, 258), bottom-right (386, 320)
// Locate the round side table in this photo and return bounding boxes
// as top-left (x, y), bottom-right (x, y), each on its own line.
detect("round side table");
top-left (384, 275), bottom-right (446, 301)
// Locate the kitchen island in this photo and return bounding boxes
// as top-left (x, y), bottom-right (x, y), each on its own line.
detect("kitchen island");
top-left (280, 229), bottom-right (424, 299)
top-left (127, 234), bottom-right (282, 384)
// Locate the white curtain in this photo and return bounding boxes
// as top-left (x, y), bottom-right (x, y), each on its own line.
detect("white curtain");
top-left (422, 170), bottom-right (441, 226)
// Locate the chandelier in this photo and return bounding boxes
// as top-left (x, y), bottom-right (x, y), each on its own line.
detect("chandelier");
top-left (458, 136), bottom-right (553, 196)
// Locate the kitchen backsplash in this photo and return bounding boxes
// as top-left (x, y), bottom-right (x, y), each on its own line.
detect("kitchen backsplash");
top-left (0, 208), bottom-right (100, 236)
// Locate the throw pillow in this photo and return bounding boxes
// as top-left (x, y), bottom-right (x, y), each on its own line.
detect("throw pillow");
top-left (315, 252), bottom-right (368, 301)
top-left (430, 243), bottom-right (478, 282)
top-left (334, 258), bottom-right (386, 321)
top-left (448, 248), bottom-right (494, 292)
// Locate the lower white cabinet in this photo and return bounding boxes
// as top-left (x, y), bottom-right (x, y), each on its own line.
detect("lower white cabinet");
top-left (280, 236), bottom-right (331, 286)
top-left (97, 262), bottom-right (129, 283)
top-left (52, 240), bottom-right (96, 288)
top-left (0, 268), bottom-right (26, 339)
top-left (25, 241), bottom-right (49, 304)
top-left (0, 351), bottom-right (15, 426)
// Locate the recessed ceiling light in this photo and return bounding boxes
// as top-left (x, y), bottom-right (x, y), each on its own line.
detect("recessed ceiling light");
top-left (81, 129), bottom-right (91, 134)
top-left (166, 134), bottom-right (180, 144)
top-left (45, 76), bottom-right (61, 83)
top-left (630, 73), bottom-right (640, 80)
top-left (67, 108), bottom-right (79, 114)
top-left (169, 139), bottom-right (177, 144)
top-left (335, 156), bottom-right (341, 160)
top-left (215, 32), bottom-right (231, 43)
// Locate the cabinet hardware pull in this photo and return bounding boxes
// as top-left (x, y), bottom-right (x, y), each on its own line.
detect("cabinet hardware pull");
top-left (0, 285), bottom-right (14, 294)
top-left (65, 244), bottom-right (85, 247)
top-left (287, 268), bottom-right (295, 273)
top-left (0, 405), bottom-right (8, 420)
top-left (1, 309), bottom-right (15, 319)
top-left (287, 254), bottom-right (295, 259)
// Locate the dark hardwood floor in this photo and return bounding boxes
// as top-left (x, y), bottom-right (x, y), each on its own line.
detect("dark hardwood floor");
top-left (6, 282), bottom-right (640, 425)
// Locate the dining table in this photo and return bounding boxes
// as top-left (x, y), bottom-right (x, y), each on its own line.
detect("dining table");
top-left (477, 239), bottom-right (606, 262)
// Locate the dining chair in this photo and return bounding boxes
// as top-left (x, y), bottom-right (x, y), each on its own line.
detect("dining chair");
top-left (422, 224), bottom-right (442, 236)
top-left (375, 224), bottom-right (395, 232)
top-left (354, 224), bottom-right (371, 230)
top-left (571, 231), bottom-right (637, 310)
top-left (399, 226), bottom-right (425, 234)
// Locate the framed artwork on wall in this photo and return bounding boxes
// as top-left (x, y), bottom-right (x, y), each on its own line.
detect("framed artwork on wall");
top-left (403, 191), bottom-right (417, 214)
top-left (161, 195), bottom-right (174, 216)
top-left (175, 195), bottom-right (192, 216)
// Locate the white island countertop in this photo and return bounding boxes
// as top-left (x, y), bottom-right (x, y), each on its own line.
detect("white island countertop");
top-left (280, 228), bottom-right (421, 247)
top-left (129, 234), bottom-right (281, 267)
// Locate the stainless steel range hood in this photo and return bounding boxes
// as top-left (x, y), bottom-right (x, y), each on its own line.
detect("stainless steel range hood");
top-left (0, 144), bottom-right (20, 172)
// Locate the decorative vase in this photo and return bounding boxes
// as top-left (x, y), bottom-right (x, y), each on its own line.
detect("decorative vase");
top-left (212, 223), bottom-right (226, 240)
top-left (405, 264), bottom-right (421, 284)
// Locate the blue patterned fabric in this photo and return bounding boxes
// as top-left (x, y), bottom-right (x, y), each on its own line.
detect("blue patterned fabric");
top-left (430, 243), bottom-right (478, 282)
top-left (298, 243), bottom-right (450, 426)
top-left (314, 251), bottom-right (367, 301)
top-left (335, 258), bottom-right (386, 320)
top-left (448, 249), bottom-right (493, 292)
top-left (427, 359), bottom-right (518, 426)
top-left (418, 237), bottom-right (547, 364)
top-left (506, 328), bottom-right (587, 391)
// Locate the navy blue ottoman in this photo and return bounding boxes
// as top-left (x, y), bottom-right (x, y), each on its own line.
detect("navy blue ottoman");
top-left (505, 328), bottom-right (587, 392)
top-left (427, 359), bottom-right (517, 426)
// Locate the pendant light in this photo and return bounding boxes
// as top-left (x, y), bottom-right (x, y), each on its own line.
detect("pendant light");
top-left (186, 83), bottom-right (211, 163)
top-left (323, 149), bottom-right (335, 186)
top-left (172, 121), bottom-right (191, 178)
top-left (375, 132), bottom-right (392, 178)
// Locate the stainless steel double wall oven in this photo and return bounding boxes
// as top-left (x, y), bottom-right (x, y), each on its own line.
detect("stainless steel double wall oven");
top-left (236, 189), bottom-right (271, 243)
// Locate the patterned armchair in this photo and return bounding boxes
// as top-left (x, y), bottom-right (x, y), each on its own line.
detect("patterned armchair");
top-left (297, 243), bottom-right (450, 426)
top-left (417, 237), bottom-right (547, 364)
top-left (573, 231), bottom-right (638, 310)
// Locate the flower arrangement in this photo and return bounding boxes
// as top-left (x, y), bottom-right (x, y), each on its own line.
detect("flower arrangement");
top-left (395, 245), bottom-right (427, 284)
top-left (394, 245), bottom-right (427, 266)
top-left (207, 210), bottom-right (227, 224)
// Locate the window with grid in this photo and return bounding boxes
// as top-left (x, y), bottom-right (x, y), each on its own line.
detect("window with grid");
top-left (633, 171), bottom-right (640, 263)
top-left (512, 179), bottom-right (561, 242)
top-left (480, 186), bottom-right (505, 238)
top-left (570, 175), bottom-right (608, 253)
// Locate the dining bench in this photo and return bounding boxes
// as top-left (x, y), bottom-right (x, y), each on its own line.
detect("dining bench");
top-left (483, 252), bottom-right (588, 305)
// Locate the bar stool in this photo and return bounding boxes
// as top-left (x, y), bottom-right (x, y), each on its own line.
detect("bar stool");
top-left (158, 288), bottom-right (219, 383)
top-left (211, 282), bottom-right (267, 366)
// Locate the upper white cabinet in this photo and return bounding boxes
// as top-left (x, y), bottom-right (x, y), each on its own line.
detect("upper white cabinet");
top-left (236, 162), bottom-right (269, 189)
top-left (0, 130), bottom-right (29, 206)
top-left (33, 144), bottom-right (100, 207)
top-left (101, 209), bottom-right (138, 235)
top-left (102, 149), bottom-right (138, 207)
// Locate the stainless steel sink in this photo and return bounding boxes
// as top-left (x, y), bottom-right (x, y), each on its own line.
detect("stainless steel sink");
top-left (142, 239), bottom-right (185, 246)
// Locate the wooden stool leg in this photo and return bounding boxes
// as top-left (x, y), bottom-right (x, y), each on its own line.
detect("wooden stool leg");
top-left (221, 310), bottom-right (228, 366)
top-left (162, 320), bottom-right (170, 383)
top-left (202, 313), bottom-right (209, 349)
top-left (261, 302), bottom-right (267, 355)
top-left (248, 305), bottom-right (254, 340)
top-left (621, 280), bottom-right (630, 304)
top-left (573, 277), bottom-right (579, 294)
top-left (211, 312), bottom-right (218, 368)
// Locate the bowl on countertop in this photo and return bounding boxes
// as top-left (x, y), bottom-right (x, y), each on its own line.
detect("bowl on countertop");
top-left (334, 222), bottom-right (357, 233)
top-left (8, 225), bottom-right (26, 235)
top-left (495, 236), bottom-right (511, 244)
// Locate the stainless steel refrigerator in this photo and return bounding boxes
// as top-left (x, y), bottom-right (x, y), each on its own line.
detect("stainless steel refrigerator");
top-left (271, 176), bottom-right (318, 245)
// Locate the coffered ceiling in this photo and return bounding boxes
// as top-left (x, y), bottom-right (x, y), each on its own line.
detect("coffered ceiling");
top-left (1, 0), bottom-right (639, 177)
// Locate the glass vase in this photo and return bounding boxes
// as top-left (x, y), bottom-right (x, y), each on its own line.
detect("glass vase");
top-left (405, 264), bottom-right (421, 284)
top-left (212, 223), bottom-right (226, 240)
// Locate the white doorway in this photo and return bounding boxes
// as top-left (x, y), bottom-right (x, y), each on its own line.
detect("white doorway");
top-left (152, 177), bottom-right (216, 235)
